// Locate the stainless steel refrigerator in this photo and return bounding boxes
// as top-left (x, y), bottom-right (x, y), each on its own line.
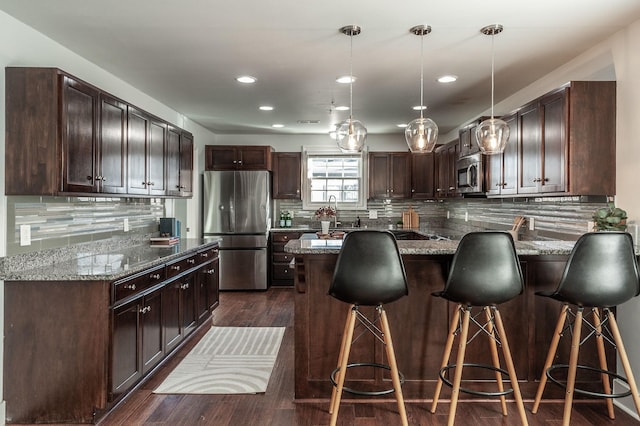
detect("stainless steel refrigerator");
top-left (202, 170), bottom-right (271, 290)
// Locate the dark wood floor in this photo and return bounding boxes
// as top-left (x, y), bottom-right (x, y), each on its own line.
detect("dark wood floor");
top-left (93, 288), bottom-right (639, 426)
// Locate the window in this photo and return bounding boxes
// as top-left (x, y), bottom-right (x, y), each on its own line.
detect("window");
top-left (302, 149), bottom-right (366, 211)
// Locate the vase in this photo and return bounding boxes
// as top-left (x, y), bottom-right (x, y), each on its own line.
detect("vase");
top-left (321, 220), bottom-right (330, 235)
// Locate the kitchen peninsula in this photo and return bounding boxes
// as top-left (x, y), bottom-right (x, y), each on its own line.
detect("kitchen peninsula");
top-left (2, 238), bottom-right (219, 424)
top-left (286, 235), bottom-right (608, 401)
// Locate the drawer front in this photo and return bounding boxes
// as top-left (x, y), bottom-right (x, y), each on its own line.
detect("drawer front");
top-left (197, 247), bottom-right (219, 264)
top-left (271, 232), bottom-right (301, 243)
top-left (166, 254), bottom-right (196, 278)
top-left (273, 252), bottom-right (294, 264)
top-left (272, 263), bottom-right (294, 280)
top-left (114, 265), bottom-right (165, 303)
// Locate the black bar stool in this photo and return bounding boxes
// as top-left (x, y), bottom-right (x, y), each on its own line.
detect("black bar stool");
top-left (430, 231), bottom-right (528, 426)
top-left (328, 230), bottom-right (409, 426)
top-left (532, 231), bottom-right (640, 426)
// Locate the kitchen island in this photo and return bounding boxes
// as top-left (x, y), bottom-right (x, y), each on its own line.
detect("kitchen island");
top-left (285, 236), bottom-right (609, 401)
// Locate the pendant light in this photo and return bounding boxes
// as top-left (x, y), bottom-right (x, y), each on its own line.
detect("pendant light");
top-left (335, 25), bottom-right (367, 153)
top-left (475, 24), bottom-right (510, 155)
top-left (405, 25), bottom-right (438, 153)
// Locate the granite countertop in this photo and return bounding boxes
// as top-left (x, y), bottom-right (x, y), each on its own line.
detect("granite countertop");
top-left (2, 238), bottom-right (220, 282)
top-left (284, 238), bottom-right (577, 256)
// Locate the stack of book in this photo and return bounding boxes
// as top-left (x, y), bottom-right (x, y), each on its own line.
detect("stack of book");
top-left (150, 236), bottom-right (180, 247)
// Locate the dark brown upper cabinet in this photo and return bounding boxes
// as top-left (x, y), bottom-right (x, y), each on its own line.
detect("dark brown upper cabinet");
top-left (272, 152), bottom-right (301, 199)
top-left (166, 126), bottom-right (194, 197)
top-left (5, 67), bottom-right (192, 198)
top-left (410, 152), bottom-right (436, 199)
top-left (205, 145), bottom-right (272, 171)
top-left (368, 152), bottom-right (412, 199)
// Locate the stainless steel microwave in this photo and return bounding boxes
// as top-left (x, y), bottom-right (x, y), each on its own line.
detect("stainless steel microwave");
top-left (456, 153), bottom-right (484, 194)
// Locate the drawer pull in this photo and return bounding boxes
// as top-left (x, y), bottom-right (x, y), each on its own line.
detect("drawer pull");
top-left (205, 268), bottom-right (216, 274)
top-left (187, 258), bottom-right (195, 264)
top-left (181, 283), bottom-right (190, 290)
top-left (150, 273), bottom-right (161, 280)
top-left (140, 306), bottom-right (151, 314)
top-left (171, 265), bottom-right (181, 271)
top-left (124, 283), bottom-right (136, 290)
top-left (200, 252), bottom-right (209, 258)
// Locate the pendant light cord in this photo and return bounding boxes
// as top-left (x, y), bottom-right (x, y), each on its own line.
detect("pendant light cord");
top-left (420, 33), bottom-right (424, 120)
top-left (349, 32), bottom-right (354, 122)
top-left (490, 33), bottom-right (495, 120)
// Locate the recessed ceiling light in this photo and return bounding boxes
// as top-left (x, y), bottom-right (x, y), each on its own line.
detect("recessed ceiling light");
top-left (336, 75), bottom-right (356, 84)
top-left (397, 123), bottom-right (408, 128)
top-left (272, 123), bottom-right (285, 128)
top-left (335, 105), bottom-right (350, 111)
top-left (259, 105), bottom-right (274, 111)
top-left (412, 105), bottom-right (427, 111)
top-left (437, 75), bottom-right (458, 83)
top-left (236, 75), bottom-right (257, 84)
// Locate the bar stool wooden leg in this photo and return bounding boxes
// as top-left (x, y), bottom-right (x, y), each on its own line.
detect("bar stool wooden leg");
top-left (431, 304), bottom-right (462, 413)
top-left (493, 307), bottom-right (528, 426)
top-left (532, 304), bottom-right (569, 413)
top-left (593, 308), bottom-right (615, 419)
top-left (330, 304), bottom-right (355, 415)
top-left (607, 309), bottom-right (640, 417)
top-left (379, 307), bottom-right (408, 426)
top-left (562, 308), bottom-right (584, 426)
top-left (447, 306), bottom-right (471, 426)
top-left (484, 306), bottom-right (508, 416)
top-left (329, 306), bottom-right (357, 426)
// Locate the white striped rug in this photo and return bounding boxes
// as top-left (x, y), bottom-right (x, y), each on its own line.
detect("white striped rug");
top-left (153, 326), bottom-right (285, 394)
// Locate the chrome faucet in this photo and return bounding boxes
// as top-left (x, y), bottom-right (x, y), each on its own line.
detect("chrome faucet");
top-left (328, 195), bottom-right (338, 228)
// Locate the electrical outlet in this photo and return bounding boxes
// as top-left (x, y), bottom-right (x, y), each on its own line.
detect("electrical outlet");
top-left (464, 212), bottom-right (469, 222)
top-left (529, 217), bottom-right (535, 230)
top-left (20, 224), bottom-right (31, 246)
top-left (123, 218), bottom-right (129, 232)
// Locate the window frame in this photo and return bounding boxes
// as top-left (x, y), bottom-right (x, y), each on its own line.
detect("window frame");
top-left (301, 147), bottom-right (368, 211)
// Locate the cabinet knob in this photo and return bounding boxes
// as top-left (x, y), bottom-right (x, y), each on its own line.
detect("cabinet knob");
top-left (200, 252), bottom-right (209, 258)
top-left (124, 283), bottom-right (136, 290)
top-left (150, 273), bottom-right (161, 280)
top-left (187, 258), bottom-right (195, 264)
top-left (140, 306), bottom-right (151, 314)
top-left (87, 175), bottom-right (93, 181)
top-left (206, 268), bottom-right (215, 274)
top-left (171, 265), bottom-right (181, 271)
top-left (181, 283), bottom-right (190, 290)
top-left (148, 181), bottom-right (155, 186)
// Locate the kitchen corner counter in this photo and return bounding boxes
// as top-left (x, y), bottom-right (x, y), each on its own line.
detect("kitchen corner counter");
top-left (284, 237), bottom-right (576, 256)
top-left (2, 238), bottom-right (220, 281)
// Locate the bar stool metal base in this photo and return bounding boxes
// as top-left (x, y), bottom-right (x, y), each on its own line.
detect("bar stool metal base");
top-left (331, 362), bottom-right (406, 396)
top-left (546, 364), bottom-right (633, 399)
top-left (439, 363), bottom-right (515, 398)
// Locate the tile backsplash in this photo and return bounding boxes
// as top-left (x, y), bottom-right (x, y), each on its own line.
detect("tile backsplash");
top-left (7, 196), bottom-right (164, 256)
top-left (276, 195), bottom-right (610, 241)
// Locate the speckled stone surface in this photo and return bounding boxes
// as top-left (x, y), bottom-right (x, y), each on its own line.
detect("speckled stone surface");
top-left (2, 238), bottom-right (220, 281)
top-left (284, 238), bottom-right (576, 256)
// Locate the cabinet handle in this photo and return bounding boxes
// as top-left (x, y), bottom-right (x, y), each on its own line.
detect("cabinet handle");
top-left (187, 258), bottom-right (195, 264)
top-left (171, 265), bottom-right (181, 271)
top-left (205, 268), bottom-right (215, 274)
top-left (140, 306), bottom-right (151, 314)
top-left (200, 252), bottom-right (209, 258)
top-left (148, 181), bottom-right (155, 186)
top-left (533, 178), bottom-right (542, 182)
top-left (150, 273), bottom-right (161, 280)
top-left (181, 283), bottom-right (190, 290)
top-left (124, 283), bottom-right (136, 290)
top-left (283, 236), bottom-right (288, 240)
top-left (449, 186), bottom-right (456, 191)
top-left (87, 175), bottom-right (93, 181)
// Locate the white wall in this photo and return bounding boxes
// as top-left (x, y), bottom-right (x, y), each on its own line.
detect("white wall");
top-left (2, 8), bottom-right (640, 422)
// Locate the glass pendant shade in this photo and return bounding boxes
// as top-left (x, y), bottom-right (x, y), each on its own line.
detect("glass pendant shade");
top-left (475, 117), bottom-right (510, 155)
top-left (475, 24), bottom-right (508, 155)
top-left (336, 118), bottom-right (367, 153)
top-left (405, 24), bottom-right (437, 153)
top-left (405, 117), bottom-right (438, 152)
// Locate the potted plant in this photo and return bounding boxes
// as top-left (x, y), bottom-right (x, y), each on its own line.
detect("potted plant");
top-left (315, 206), bottom-right (336, 234)
top-left (592, 201), bottom-right (628, 231)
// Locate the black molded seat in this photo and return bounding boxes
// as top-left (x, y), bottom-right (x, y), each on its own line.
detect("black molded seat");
top-left (431, 231), bottom-right (528, 426)
top-left (328, 230), bottom-right (408, 426)
top-left (532, 232), bottom-right (640, 426)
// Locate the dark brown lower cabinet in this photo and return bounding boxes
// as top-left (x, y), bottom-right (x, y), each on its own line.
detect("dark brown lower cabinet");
top-left (4, 244), bottom-right (219, 424)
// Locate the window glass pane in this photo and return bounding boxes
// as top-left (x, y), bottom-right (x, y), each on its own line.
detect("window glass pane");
top-left (304, 154), bottom-right (364, 208)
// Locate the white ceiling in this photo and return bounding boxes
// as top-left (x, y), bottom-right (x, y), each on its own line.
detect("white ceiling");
top-left (1, 0), bottom-right (639, 137)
